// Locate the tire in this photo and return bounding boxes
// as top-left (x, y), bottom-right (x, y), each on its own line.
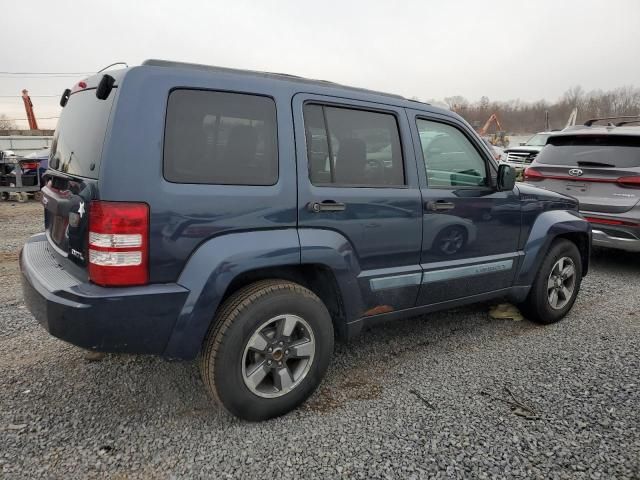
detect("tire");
top-left (519, 239), bottom-right (582, 324)
top-left (199, 279), bottom-right (334, 421)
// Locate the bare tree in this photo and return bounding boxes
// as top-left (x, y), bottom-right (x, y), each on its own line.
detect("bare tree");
top-left (0, 114), bottom-right (16, 130)
top-left (454, 85), bottom-right (640, 133)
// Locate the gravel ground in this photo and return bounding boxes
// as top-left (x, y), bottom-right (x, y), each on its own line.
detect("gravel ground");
top-left (1, 199), bottom-right (639, 479)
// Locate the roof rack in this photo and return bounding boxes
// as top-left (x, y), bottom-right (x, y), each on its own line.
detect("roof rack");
top-left (615, 119), bottom-right (640, 127)
top-left (584, 115), bottom-right (640, 127)
top-left (142, 59), bottom-right (407, 101)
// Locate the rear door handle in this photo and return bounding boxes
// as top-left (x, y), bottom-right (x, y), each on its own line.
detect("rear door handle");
top-left (425, 200), bottom-right (455, 212)
top-left (308, 200), bottom-right (346, 213)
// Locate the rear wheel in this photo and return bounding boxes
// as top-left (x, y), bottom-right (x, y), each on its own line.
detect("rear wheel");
top-left (519, 239), bottom-right (582, 324)
top-left (200, 280), bottom-right (334, 421)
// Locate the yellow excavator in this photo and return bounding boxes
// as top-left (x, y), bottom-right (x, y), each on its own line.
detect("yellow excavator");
top-left (478, 113), bottom-right (509, 148)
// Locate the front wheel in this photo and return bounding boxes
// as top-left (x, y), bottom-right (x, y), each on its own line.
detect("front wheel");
top-left (519, 239), bottom-right (582, 324)
top-left (199, 280), bottom-right (334, 421)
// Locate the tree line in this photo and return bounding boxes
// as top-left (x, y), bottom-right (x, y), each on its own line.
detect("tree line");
top-left (442, 86), bottom-right (640, 134)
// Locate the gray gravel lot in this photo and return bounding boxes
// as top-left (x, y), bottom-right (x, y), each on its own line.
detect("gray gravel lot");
top-left (1, 200), bottom-right (639, 479)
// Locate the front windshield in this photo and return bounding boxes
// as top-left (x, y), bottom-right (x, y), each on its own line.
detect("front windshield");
top-left (526, 133), bottom-right (550, 146)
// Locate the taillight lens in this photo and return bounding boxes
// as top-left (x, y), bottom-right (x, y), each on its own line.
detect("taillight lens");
top-left (616, 176), bottom-right (640, 188)
top-left (585, 216), bottom-right (639, 227)
top-left (88, 201), bottom-right (149, 286)
top-left (524, 168), bottom-right (544, 181)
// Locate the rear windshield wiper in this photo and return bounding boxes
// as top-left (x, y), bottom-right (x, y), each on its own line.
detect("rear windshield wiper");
top-left (576, 160), bottom-right (616, 167)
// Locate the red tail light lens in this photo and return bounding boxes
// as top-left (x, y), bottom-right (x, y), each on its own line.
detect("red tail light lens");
top-left (616, 176), bottom-right (640, 188)
top-left (88, 201), bottom-right (149, 286)
top-left (524, 168), bottom-right (545, 181)
top-left (585, 216), bottom-right (639, 227)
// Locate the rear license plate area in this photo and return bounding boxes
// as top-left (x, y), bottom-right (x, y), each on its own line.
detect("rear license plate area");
top-left (565, 182), bottom-right (589, 194)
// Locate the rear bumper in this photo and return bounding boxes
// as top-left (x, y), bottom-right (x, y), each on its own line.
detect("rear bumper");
top-left (591, 228), bottom-right (640, 252)
top-left (20, 234), bottom-right (189, 355)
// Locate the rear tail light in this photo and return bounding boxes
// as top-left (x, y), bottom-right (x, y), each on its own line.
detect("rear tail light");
top-left (88, 201), bottom-right (149, 286)
top-left (585, 216), bottom-right (639, 227)
top-left (523, 168), bottom-right (545, 181)
top-left (616, 176), bottom-right (640, 188)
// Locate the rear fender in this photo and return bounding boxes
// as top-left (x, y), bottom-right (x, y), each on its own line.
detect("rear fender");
top-left (164, 229), bottom-right (300, 359)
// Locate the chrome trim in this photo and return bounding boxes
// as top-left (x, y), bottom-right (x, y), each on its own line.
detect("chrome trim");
top-left (370, 272), bottom-right (422, 291)
top-left (422, 259), bottom-right (514, 284)
top-left (368, 258), bottom-right (516, 290)
top-left (592, 229), bottom-right (640, 252)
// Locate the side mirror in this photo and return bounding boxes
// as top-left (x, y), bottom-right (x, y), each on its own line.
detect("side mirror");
top-left (497, 164), bottom-right (516, 191)
top-left (519, 142), bottom-right (526, 146)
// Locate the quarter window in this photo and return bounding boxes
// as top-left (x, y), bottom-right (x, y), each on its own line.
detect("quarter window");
top-left (164, 89), bottom-right (278, 185)
top-left (304, 104), bottom-right (405, 186)
top-left (416, 119), bottom-right (488, 187)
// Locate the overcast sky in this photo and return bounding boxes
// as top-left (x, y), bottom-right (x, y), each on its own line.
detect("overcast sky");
top-left (2, 0), bottom-right (639, 129)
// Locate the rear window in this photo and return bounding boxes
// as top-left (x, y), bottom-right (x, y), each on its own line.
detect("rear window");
top-left (49, 90), bottom-right (115, 178)
top-left (163, 89), bottom-right (278, 185)
top-left (537, 135), bottom-right (640, 168)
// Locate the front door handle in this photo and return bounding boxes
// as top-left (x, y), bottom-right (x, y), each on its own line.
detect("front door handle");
top-left (425, 200), bottom-right (455, 212)
top-left (308, 200), bottom-right (346, 213)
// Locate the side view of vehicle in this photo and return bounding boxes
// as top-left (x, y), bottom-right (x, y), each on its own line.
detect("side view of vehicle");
top-left (20, 60), bottom-right (591, 420)
top-left (525, 117), bottom-right (640, 252)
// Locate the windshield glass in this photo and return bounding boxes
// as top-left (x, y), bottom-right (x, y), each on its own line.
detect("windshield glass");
top-left (526, 133), bottom-right (551, 146)
top-left (49, 89), bottom-right (115, 179)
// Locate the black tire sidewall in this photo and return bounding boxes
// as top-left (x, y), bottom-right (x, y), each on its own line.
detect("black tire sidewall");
top-left (212, 287), bottom-right (333, 421)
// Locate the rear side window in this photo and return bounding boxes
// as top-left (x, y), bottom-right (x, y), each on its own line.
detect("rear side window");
top-left (164, 90), bottom-right (278, 185)
top-left (303, 104), bottom-right (405, 186)
top-left (49, 90), bottom-right (115, 179)
top-left (537, 135), bottom-right (640, 168)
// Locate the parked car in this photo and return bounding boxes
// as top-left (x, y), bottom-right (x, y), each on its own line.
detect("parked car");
top-left (502, 132), bottom-right (553, 169)
top-left (524, 118), bottom-right (640, 252)
top-left (20, 60), bottom-right (590, 421)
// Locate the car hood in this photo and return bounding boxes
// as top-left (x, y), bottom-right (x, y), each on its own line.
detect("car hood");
top-left (517, 182), bottom-right (579, 211)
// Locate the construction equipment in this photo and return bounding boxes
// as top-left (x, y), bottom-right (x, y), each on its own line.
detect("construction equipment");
top-left (478, 113), bottom-right (510, 148)
top-left (0, 151), bottom-right (42, 202)
top-left (21, 89), bottom-right (39, 130)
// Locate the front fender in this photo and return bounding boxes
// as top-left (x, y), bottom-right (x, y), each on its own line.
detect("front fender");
top-left (163, 229), bottom-right (300, 359)
top-left (515, 210), bottom-right (591, 287)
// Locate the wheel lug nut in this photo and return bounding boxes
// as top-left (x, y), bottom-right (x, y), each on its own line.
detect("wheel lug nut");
top-left (278, 361), bottom-right (282, 366)
top-left (267, 360), bottom-right (272, 366)
top-left (285, 349), bottom-right (289, 355)
top-left (279, 341), bottom-right (284, 346)
top-left (268, 347), bottom-right (273, 352)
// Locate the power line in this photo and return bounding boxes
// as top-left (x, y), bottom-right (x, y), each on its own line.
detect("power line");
top-left (0, 71), bottom-right (94, 75)
top-left (1, 116), bottom-right (59, 121)
top-left (0, 95), bottom-right (59, 98)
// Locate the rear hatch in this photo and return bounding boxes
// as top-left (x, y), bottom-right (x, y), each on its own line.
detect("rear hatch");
top-left (42, 77), bottom-right (117, 269)
top-left (525, 134), bottom-right (640, 213)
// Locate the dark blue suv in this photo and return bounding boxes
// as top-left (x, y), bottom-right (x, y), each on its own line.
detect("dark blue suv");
top-left (20, 60), bottom-right (591, 420)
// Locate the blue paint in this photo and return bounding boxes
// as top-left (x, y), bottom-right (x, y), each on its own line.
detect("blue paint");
top-left (20, 60), bottom-right (592, 359)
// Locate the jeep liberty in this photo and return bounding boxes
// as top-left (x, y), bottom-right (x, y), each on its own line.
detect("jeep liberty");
top-left (20, 60), bottom-right (591, 420)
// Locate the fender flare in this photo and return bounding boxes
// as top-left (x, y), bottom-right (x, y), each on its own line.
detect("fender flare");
top-left (163, 229), bottom-right (300, 359)
top-left (515, 210), bottom-right (591, 287)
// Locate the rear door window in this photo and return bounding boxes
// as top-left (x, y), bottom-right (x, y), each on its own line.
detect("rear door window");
top-left (537, 135), bottom-right (640, 168)
top-left (303, 104), bottom-right (405, 186)
top-left (164, 89), bottom-right (278, 185)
